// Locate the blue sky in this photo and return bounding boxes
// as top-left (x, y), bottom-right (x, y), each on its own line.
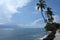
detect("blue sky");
top-left (0, 0), bottom-right (60, 28)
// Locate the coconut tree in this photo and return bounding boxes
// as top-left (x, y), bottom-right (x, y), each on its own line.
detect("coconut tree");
top-left (46, 7), bottom-right (54, 24)
top-left (37, 0), bottom-right (47, 22)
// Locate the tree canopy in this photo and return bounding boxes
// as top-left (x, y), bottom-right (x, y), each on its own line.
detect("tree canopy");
top-left (37, 0), bottom-right (60, 31)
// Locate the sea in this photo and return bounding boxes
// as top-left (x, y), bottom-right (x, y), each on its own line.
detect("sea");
top-left (0, 28), bottom-right (49, 40)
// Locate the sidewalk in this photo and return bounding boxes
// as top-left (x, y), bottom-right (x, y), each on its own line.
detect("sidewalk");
top-left (54, 30), bottom-right (60, 40)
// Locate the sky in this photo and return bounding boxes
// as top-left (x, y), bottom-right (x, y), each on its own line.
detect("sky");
top-left (0, 0), bottom-right (60, 28)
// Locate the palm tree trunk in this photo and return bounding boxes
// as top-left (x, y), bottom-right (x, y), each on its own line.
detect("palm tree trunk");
top-left (41, 10), bottom-right (45, 22)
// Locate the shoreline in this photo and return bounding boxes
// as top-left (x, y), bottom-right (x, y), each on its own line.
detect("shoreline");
top-left (40, 29), bottom-right (60, 40)
top-left (40, 31), bottom-right (52, 40)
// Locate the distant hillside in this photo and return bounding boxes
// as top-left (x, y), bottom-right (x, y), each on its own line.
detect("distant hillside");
top-left (0, 24), bottom-right (21, 29)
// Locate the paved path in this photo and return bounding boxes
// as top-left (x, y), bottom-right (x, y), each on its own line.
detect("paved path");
top-left (54, 30), bottom-right (60, 40)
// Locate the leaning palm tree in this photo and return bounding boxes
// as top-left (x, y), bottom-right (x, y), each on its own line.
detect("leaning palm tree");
top-left (37, 0), bottom-right (47, 22)
top-left (46, 7), bottom-right (54, 24)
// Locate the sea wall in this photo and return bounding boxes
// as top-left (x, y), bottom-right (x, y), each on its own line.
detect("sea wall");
top-left (43, 28), bottom-right (57, 40)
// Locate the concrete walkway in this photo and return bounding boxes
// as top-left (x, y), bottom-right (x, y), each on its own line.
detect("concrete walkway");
top-left (54, 30), bottom-right (60, 40)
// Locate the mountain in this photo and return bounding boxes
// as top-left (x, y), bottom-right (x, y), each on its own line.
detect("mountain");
top-left (0, 24), bottom-right (21, 29)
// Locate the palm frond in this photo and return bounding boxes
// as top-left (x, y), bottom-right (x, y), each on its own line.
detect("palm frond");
top-left (37, 3), bottom-right (40, 6)
top-left (37, 6), bottom-right (40, 10)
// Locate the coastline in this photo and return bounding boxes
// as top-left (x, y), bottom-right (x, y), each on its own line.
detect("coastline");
top-left (40, 31), bottom-right (52, 40)
top-left (40, 29), bottom-right (60, 40)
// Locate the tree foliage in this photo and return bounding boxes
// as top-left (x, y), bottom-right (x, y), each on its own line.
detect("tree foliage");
top-left (37, 0), bottom-right (47, 22)
top-left (37, 0), bottom-right (60, 31)
top-left (46, 7), bottom-right (54, 24)
top-left (45, 23), bottom-right (60, 31)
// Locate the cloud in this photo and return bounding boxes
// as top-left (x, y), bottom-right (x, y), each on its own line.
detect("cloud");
top-left (18, 22), bottom-right (46, 28)
top-left (0, 23), bottom-right (5, 25)
top-left (18, 15), bottom-right (60, 28)
top-left (35, 6), bottom-right (47, 12)
top-left (53, 15), bottom-right (60, 23)
top-left (32, 18), bottom-right (43, 24)
top-left (0, 0), bottom-right (31, 24)
top-left (18, 18), bottom-right (45, 28)
top-left (35, 6), bottom-right (41, 11)
top-left (18, 23), bottom-right (45, 28)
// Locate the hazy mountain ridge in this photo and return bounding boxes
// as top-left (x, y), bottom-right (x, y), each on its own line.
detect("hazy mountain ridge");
top-left (0, 24), bottom-right (21, 29)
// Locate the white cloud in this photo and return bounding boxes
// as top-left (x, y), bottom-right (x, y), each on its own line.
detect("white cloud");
top-left (18, 18), bottom-right (45, 28)
top-left (32, 18), bottom-right (43, 24)
top-left (0, 23), bottom-right (5, 25)
top-left (53, 15), bottom-right (60, 23)
top-left (35, 6), bottom-right (47, 12)
top-left (32, 15), bottom-right (60, 24)
top-left (35, 6), bottom-right (41, 11)
top-left (0, 0), bottom-right (31, 23)
top-left (17, 22), bottom-right (46, 28)
top-left (18, 15), bottom-right (60, 28)
top-left (18, 23), bottom-right (45, 28)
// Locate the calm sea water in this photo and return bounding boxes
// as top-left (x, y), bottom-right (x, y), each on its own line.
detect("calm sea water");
top-left (0, 28), bottom-right (48, 40)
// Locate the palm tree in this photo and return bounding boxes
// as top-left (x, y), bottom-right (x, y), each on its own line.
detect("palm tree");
top-left (46, 7), bottom-right (54, 24)
top-left (37, 0), bottom-right (47, 22)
